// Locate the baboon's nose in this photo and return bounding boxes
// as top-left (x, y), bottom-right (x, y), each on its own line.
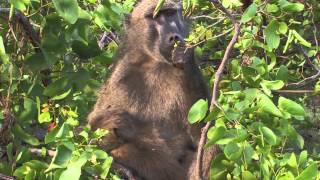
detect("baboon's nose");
top-left (169, 33), bottom-right (184, 44)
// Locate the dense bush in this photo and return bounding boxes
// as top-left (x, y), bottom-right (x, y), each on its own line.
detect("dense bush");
top-left (0, 0), bottom-right (319, 179)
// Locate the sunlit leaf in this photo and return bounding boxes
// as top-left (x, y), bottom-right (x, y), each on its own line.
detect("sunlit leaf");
top-left (188, 99), bottom-right (208, 124)
top-left (260, 126), bottom-right (277, 145)
top-left (278, 97), bottom-right (306, 120)
top-left (295, 163), bottom-right (318, 180)
top-left (264, 20), bottom-right (280, 50)
top-left (46, 145), bottom-right (72, 172)
top-left (241, 3), bottom-right (257, 23)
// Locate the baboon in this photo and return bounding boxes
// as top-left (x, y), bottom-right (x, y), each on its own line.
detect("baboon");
top-left (88, 0), bottom-right (218, 179)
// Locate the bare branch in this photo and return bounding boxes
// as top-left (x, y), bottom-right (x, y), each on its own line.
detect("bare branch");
top-left (274, 90), bottom-right (315, 94)
top-left (190, 15), bottom-right (226, 21)
top-left (287, 71), bottom-right (320, 87)
top-left (298, 45), bottom-right (320, 71)
top-left (194, 1), bottom-right (241, 180)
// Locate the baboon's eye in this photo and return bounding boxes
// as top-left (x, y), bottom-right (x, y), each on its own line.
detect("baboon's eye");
top-left (160, 9), bottom-right (177, 17)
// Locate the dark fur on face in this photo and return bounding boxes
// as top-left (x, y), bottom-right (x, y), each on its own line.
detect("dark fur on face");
top-left (88, 1), bottom-right (219, 179)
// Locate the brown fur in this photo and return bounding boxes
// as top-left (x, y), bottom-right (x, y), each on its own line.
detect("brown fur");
top-left (88, 1), bottom-right (218, 179)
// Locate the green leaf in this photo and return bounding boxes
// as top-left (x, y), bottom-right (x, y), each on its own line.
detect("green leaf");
top-left (277, 172), bottom-right (294, 180)
top-left (283, 30), bottom-right (294, 53)
top-left (206, 126), bottom-right (227, 146)
top-left (260, 80), bottom-right (284, 90)
top-left (291, 30), bottom-right (311, 48)
top-left (12, 124), bottom-right (40, 146)
top-left (264, 20), bottom-right (280, 50)
top-left (279, 0), bottom-right (304, 12)
top-left (287, 153), bottom-right (298, 168)
top-left (24, 160), bottom-right (48, 171)
top-left (260, 126), bottom-right (277, 145)
top-left (45, 126), bottom-right (60, 144)
top-left (38, 112), bottom-right (52, 123)
top-left (242, 171), bottom-right (257, 180)
top-left (59, 152), bottom-right (90, 180)
top-left (9, 0), bottom-right (30, 11)
top-left (298, 151), bottom-right (308, 166)
top-left (266, 4), bottom-right (279, 13)
top-left (278, 97), bottom-right (306, 120)
top-left (241, 3), bottom-right (257, 23)
top-left (59, 166), bottom-right (81, 180)
top-left (278, 22), bottom-right (288, 34)
top-left (315, 81), bottom-right (320, 93)
top-left (295, 163), bottom-right (318, 180)
top-left (93, 150), bottom-right (109, 159)
top-left (224, 142), bottom-right (242, 160)
top-left (51, 89), bottom-right (72, 100)
top-left (100, 156), bottom-right (113, 179)
top-left (257, 94), bottom-right (283, 117)
top-left (46, 145), bottom-right (72, 172)
top-left (56, 123), bottom-right (72, 139)
top-left (71, 40), bottom-right (102, 59)
top-left (210, 154), bottom-right (233, 179)
top-left (25, 53), bottom-right (51, 71)
top-left (43, 77), bottom-right (70, 97)
top-left (276, 65), bottom-right (289, 82)
top-left (52, 0), bottom-right (79, 24)
top-left (0, 36), bottom-right (9, 64)
top-left (267, 52), bottom-right (277, 71)
top-left (153, 0), bottom-right (165, 18)
top-left (18, 98), bottom-right (37, 122)
top-left (188, 99), bottom-right (208, 124)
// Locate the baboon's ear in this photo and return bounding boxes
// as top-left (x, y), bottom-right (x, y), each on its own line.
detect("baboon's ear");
top-left (124, 13), bottom-right (132, 29)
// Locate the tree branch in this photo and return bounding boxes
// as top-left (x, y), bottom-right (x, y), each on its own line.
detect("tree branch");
top-left (195, 1), bottom-right (241, 179)
top-left (0, 8), bottom-right (40, 48)
top-left (274, 89), bottom-right (315, 94)
top-left (287, 71), bottom-right (320, 87)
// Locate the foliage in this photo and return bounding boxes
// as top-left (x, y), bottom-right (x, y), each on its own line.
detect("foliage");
top-left (186, 0), bottom-right (320, 179)
top-left (0, 0), bottom-right (319, 179)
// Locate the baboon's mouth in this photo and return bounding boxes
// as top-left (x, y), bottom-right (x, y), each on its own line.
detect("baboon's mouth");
top-left (171, 43), bottom-right (187, 68)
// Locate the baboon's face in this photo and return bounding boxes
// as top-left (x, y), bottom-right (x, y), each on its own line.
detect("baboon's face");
top-left (147, 7), bottom-right (188, 61)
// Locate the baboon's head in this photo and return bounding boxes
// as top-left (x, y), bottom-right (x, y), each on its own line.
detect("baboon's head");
top-left (125, 0), bottom-right (189, 61)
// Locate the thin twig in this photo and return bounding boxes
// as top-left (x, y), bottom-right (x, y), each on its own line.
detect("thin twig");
top-left (274, 90), bottom-right (315, 94)
top-left (298, 45), bottom-right (320, 71)
top-left (189, 27), bottom-right (233, 48)
top-left (194, 1), bottom-right (241, 180)
top-left (190, 15), bottom-right (226, 20)
top-left (310, 5), bottom-right (319, 51)
top-left (287, 71), bottom-right (320, 87)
